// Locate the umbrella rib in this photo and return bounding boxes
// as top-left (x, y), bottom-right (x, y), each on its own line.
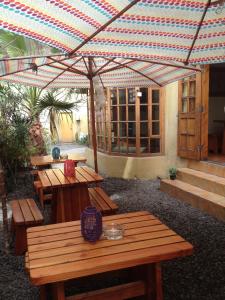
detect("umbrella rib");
top-left (82, 57), bottom-right (89, 73)
top-left (49, 64), bottom-right (84, 75)
top-left (49, 57), bottom-right (87, 76)
top-left (97, 60), bottom-right (134, 76)
top-left (41, 57), bottom-right (83, 90)
top-left (104, 58), bottom-right (162, 87)
top-left (94, 58), bottom-right (115, 76)
top-left (68, 0), bottom-right (141, 56)
top-left (184, 0), bottom-right (211, 65)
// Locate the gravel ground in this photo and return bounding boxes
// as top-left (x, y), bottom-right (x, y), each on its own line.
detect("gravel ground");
top-left (1, 176), bottom-right (225, 300)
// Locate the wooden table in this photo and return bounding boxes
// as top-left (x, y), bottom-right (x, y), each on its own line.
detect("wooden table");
top-left (26, 211), bottom-right (193, 300)
top-left (38, 166), bottom-right (103, 223)
top-left (30, 154), bottom-right (87, 168)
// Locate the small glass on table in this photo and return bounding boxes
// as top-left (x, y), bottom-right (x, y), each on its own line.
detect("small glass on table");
top-left (103, 223), bottom-right (124, 240)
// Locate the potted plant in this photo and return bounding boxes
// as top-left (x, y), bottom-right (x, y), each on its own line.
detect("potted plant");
top-left (169, 167), bottom-right (177, 180)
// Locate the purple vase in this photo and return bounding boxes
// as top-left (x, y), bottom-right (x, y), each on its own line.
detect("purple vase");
top-left (81, 207), bottom-right (102, 242)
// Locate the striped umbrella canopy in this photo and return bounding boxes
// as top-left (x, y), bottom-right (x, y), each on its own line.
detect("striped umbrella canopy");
top-left (0, 0), bottom-right (224, 88)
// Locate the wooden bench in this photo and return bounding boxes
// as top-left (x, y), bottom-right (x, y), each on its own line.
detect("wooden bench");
top-left (11, 198), bottom-right (43, 255)
top-left (89, 187), bottom-right (118, 215)
top-left (33, 180), bottom-right (52, 208)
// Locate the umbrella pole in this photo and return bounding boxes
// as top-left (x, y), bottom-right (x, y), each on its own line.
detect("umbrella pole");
top-left (88, 59), bottom-right (98, 173)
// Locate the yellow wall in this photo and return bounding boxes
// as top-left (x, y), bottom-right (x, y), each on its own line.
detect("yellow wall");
top-left (85, 82), bottom-right (187, 179)
top-left (58, 103), bottom-right (88, 143)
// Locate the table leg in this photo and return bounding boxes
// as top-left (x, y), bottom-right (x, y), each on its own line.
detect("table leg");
top-left (222, 126), bottom-right (225, 155)
top-left (51, 282), bottom-right (65, 300)
top-left (146, 263), bottom-right (163, 300)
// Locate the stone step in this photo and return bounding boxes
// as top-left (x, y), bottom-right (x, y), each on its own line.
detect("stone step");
top-left (177, 168), bottom-right (225, 197)
top-left (188, 160), bottom-right (225, 178)
top-left (160, 179), bottom-right (225, 222)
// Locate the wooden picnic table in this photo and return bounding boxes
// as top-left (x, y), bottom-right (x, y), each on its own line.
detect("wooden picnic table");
top-left (38, 166), bottom-right (103, 223)
top-left (30, 153), bottom-right (87, 168)
top-left (26, 211), bottom-right (193, 300)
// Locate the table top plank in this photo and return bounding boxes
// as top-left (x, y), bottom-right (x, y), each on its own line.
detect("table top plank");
top-left (76, 167), bottom-right (95, 183)
top-left (29, 228), bottom-right (176, 261)
top-left (52, 169), bottom-right (70, 186)
top-left (29, 234), bottom-right (183, 270)
top-left (27, 211), bottom-right (151, 233)
top-left (81, 166), bottom-right (103, 181)
top-left (29, 241), bottom-right (193, 286)
top-left (38, 171), bottom-right (52, 188)
top-left (28, 218), bottom-right (164, 248)
top-left (28, 214), bottom-right (158, 240)
top-left (45, 169), bottom-right (61, 187)
top-left (31, 154), bottom-right (87, 167)
top-left (38, 167), bottom-right (102, 188)
top-left (27, 212), bottom-right (193, 286)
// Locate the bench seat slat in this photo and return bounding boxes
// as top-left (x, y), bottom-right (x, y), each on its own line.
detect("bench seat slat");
top-left (11, 200), bottom-right (24, 224)
top-left (27, 199), bottom-right (43, 223)
top-left (89, 187), bottom-right (118, 216)
top-left (19, 199), bottom-right (35, 224)
top-left (89, 188), bottom-right (110, 211)
top-left (95, 187), bottom-right (118, 211)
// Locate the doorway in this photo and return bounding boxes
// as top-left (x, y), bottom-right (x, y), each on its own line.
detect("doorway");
top-left (208, 63), bottom-right (225, 163)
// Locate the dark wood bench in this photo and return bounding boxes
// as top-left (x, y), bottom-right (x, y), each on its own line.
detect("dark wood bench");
top-left (11, 198), bottom-right (43, 255)
top-left (33, 180), bottom-right (52, 208)
top-left (89, 187), bottom-right (118, 216)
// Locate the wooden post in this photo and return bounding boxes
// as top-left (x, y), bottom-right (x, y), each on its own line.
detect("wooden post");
top-left (88, 57), bottom-right (98, 173)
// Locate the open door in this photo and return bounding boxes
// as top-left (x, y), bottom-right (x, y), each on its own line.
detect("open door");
top-left (178, 67), bottom-right (209, 160)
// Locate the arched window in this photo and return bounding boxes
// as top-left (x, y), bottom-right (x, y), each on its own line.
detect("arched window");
top-left (89, 87), bottom-right (164, 156)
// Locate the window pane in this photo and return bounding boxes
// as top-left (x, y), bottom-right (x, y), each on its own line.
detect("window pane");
top-left (140, 122), bottom-right (148, 137)
top-left (128, 139), bottom-right (136, 154)
top-left (120, 139), bottom-right (127, 153)
top-left (119, 106), bottom-right (126, 120)
top-left (128, 123), bottom-right (136, 137)
top-left (140, 139), bottom-right (149, 153)
top-left (110, 89), bottom-right (117, 105)
top-left (189, 97), bottom-right (195, 112)
top-left (152, 105), bottom-right (159, 120)
top-left (111, 138), bottom-right (119, 152)
top-left (182, 98), bottom-right (188, 113)
top-left (128, 106), bottom-right (135, 121)
top-left (140, 88), bottom-right (148, 104)
top-left (119, 89), bottom-right (126, 104)
top-left (190, 81), bottom-right (196, 96)
top-left (150, 139), bottom-right (160, 153)
top-left (119, 122), bottom-right (126, 137)
top-left (182, 81), bottom-right (188, 97)
top-left (152, 122), bottom-right (160, 135)
top-left (111, 122), bottom-right (118, 136)
top-left (152, 90), bottom-right (159, 103)
top-left (128, 88), bottom-right (136, 104)
top-left (111, 106), bottom-right (117, 121)
top-left (140, 106), bottom-right (148, 121)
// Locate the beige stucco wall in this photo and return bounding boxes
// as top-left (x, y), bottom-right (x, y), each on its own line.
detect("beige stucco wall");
top-left (85, 82), bottom-right (187, 179)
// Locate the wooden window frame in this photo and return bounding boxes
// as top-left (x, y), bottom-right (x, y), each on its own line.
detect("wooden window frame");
top-left (92, 87), bottom-right (165, 157)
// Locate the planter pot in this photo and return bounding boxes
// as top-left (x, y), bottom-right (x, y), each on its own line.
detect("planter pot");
top-left (170, 175), bottom-right (176, 180)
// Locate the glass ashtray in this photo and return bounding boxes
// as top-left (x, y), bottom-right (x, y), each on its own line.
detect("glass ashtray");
top-left (103, 223), bottom-right (124, 240)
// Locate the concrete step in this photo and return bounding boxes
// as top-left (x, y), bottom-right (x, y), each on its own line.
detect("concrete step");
top-left (177, 168), bottom-right (225, 197)
top-left (188, 160), bottom-right (225, 178)
top-left (160, 179), bottom-right (225, 222)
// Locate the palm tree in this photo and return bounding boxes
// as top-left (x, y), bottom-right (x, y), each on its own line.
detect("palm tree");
top-left (10, 85), bottom-right (82, 153)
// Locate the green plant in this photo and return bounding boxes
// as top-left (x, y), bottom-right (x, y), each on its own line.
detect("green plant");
top-left (0, 86), bottom-right (37, 188)
top-left (169, 167), bottom-right (177, 176)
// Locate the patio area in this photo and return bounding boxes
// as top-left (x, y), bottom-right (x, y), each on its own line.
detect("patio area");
top-left (1, 176), bottom-right (225, 300)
